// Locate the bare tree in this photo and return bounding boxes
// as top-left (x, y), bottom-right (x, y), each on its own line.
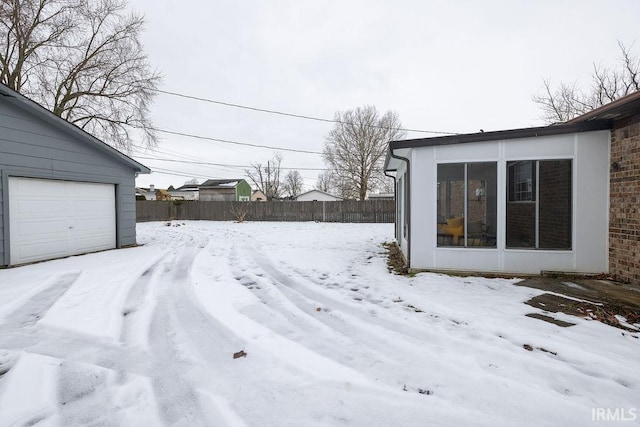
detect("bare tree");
top-left (315, 170), bottom-right (334, 193)
top-left (282, 170), bottom-right (304, 198)
top-left (533, 41), bottom-right (640, 123)
top-left (323, 105), bottom-right (406, 200)
top-left (230, 202), bottom-right (249, 223)
top-left (314, 170), bottom-right (353, 198)
top-left (0, 0), bottom-right (161, 151)
top-left (245, 152), bottom-right (283, 200)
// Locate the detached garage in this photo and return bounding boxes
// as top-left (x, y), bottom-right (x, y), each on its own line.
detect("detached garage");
top-left (1, 84), bottom-right (150, 266)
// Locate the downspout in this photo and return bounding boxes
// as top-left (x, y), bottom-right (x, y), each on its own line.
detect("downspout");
top-left (389, 148), bottom-right (411, 270)
top-left (383, 169), bottom-right (397, 241)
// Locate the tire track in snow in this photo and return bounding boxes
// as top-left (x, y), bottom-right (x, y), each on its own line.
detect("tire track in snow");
top-left (240, 242), bottom-right (437, 341)
top-left (119, 259), bottom-right (163, 346)
top-left (229, 239), bottom-right (495, 393)
top-left (145, 229), bottom-right (247, 426)
top-left (224, 240), bottom-right (451, 389)
top-left (0, 271), bottom-right (155, 425)
top-left (57, 361), bottom-right (117, 426)
top-left (1, 271), bottom-right (80, 329)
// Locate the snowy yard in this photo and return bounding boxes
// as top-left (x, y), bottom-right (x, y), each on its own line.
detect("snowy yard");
top-left (0, 221), bottom-right (638, 426)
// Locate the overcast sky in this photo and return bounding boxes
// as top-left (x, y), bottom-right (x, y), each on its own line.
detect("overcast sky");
top-left (128, 0), bottom-right (640, 191)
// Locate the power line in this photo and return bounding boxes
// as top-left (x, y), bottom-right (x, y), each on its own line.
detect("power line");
top-left (149, 167), bottom-right (215, 180)
top-left (146, 126), bottom-right (323, 155)
top-left (149, 166), bottom-right (320, 184)
top-left (155, 89), bottom-right (457, 135)
top-left (134, 155), bottom-right (328, 171)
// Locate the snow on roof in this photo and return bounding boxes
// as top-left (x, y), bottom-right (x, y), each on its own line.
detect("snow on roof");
top-left (217, 181), bottom-right (239, 187)
top-left (199, 179), bottom-right (244, 188)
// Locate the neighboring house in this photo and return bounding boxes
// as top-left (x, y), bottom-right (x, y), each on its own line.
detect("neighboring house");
top-left (368, 192), bottom-right (395, 200)
top-left (169, 184), bottom-right (199, 201)
top-left (385, 116), bottom-right (613, 277)
top-left (0, 83), bottom-right (150, 266)
top-left (155, 188), bottom-right (171, 201)
top-left (136, 185), bottom-right (157, 200)
top-left (136, 185), bottom-right (170, 201)
top-left (295, 189), bottom-right (342, 202)
top-left (251, 189), bottom-right (267, 202)
top-left (199, 179), bottom-right (251, 201)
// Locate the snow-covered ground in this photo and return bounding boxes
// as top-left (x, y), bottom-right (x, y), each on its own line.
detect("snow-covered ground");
top-left (0, 221), bottom-right (638, 426)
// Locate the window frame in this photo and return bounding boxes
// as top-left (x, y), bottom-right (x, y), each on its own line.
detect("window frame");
top-left (436, 161), bottom-right (497, 249)
top-left (506, 159), bottom-right (573, 250)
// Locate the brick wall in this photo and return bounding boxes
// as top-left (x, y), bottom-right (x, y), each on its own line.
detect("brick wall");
top-left (610, 116), bottom-right (640, 285)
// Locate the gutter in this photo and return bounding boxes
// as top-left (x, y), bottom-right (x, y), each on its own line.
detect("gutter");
top-left (383, 168), bottom-right (397, 241)
top-left (388, 148), bottom-right (411, 270)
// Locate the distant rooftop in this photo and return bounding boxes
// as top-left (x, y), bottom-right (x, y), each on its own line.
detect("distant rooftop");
top-left (199, 179), bottom-right (244, 188)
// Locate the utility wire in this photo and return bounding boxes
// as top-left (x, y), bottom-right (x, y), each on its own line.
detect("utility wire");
top-left (150, 166), bottom-right (319, 183)
top-left (155, 89), bottom-right (457, 135)
top-left (146, 126), bottom-right (322, 155)
top-left (134, 155), bottom-right (328, 171)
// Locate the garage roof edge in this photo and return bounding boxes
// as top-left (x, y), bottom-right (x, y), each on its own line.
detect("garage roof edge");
top-left (0, 83), bottom-right (150, 174)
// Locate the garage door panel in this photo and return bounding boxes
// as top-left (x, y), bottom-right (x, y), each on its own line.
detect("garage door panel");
top-left (12, 219), bottom-right (71, 238)
top-left (74, 217), bottom-right (115, 231)
top-left (12, 199), bottom-right (68, 217)
top-left (72, 199), bottom-right (116, 216)
top-left (9, 177), bottom-right (116, 265)
top-left (73, 235), bottom-right (115, 253)
top-left (14, 240), bottom-right (72, 264)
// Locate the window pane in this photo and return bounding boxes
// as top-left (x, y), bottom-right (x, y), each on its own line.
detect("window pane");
top-left (437, 163), bottom-right (464, 246)
top-left (539, 160), bottom-right (572, 249)
top-left (467, 162), bottom-right (497, 247)
top-left (506, 161), bottom-right (536, 248)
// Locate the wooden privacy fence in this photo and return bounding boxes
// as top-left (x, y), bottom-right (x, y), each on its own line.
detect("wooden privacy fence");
top-left (136, 200), bottom-right (395, 223)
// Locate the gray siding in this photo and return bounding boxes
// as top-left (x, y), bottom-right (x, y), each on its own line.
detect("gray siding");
top-left (0, 96), bottom-right (141, 265)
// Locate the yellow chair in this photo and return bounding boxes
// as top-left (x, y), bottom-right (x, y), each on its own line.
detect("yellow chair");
top-left (443, 217), bottom-right (464, 245)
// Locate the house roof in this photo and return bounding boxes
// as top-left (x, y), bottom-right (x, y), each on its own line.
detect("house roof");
top-left (296, 189), bottom-right (342, 200)
top-left (199, 179), bottom-right (245, 188)
top-left (0, 83), bottom-right (150, 174)
top-left (384, 120), bottom-right (611, 172)
top-left (175, 184), bottom-right (200, 191)
top-left (567, 90), bottom-right (640, 123)
top-left (368, 192), bottom-right (394, 199)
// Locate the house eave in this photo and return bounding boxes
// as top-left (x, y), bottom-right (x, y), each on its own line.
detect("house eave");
top-left (567, 90), bottom-right (640, 123)
top-left (0, 83), bottom-right (150, 174)
top-left (387, 120), bottom-right (612, 152)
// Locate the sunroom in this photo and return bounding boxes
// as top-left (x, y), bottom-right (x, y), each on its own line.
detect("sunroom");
top-left (384, 121), bottom-right (611, 275)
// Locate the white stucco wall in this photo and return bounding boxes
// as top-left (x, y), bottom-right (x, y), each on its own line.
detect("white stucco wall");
top-left (402, 130), bottom-right (610, 274)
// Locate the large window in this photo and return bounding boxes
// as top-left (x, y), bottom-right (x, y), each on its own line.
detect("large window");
top-left (437, 162), bottom-right (497, 248)
top-left (506, 160), bottom-right (572, 249)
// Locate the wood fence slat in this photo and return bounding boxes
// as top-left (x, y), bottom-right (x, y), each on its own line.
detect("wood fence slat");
top-left (136, 200), bottom-right (395, 223)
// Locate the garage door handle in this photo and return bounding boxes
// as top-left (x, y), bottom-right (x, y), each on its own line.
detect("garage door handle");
top-left (69, 226), bottom-right (74, 229)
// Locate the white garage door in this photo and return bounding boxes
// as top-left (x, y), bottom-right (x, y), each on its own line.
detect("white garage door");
top-left (9, 177), bottom-right (116, 265)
